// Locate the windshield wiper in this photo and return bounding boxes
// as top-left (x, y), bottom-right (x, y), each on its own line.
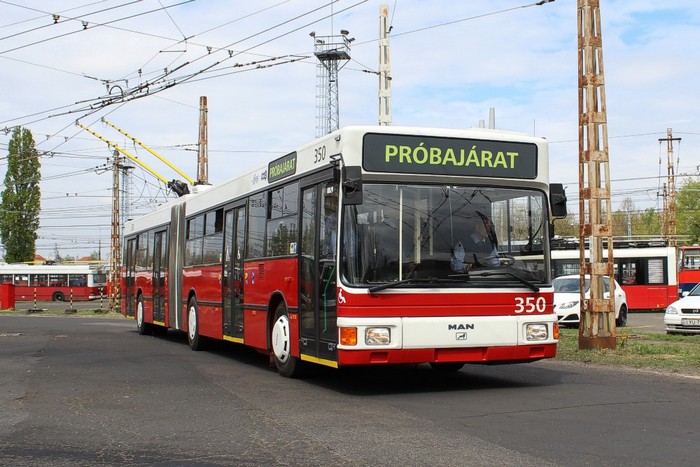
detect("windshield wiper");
top-left (367, 277), bottom-right (462, 294)
top-left (468, 271), bottom-right (540, 292)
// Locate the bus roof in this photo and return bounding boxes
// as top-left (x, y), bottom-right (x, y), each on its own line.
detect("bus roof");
top-left (125, 125), bottom-right (552, 235)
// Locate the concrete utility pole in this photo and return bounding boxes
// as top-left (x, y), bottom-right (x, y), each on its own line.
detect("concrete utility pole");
top-left (198, 96), bottom-right (209, 185)
top-left (659, 128), bottom-right (681, 246)
top-left (378, 4), bottom-right (392, 126)
top-left (311, 30), bottom-right (352, 137)
top-left (577, 0), bottom-right (616, 350)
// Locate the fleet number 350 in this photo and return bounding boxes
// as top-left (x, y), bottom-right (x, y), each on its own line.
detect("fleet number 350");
top-left (514, 296), bottom-right (547, 313)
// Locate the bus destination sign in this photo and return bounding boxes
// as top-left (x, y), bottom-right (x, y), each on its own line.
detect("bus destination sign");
top-left (268, 151), bottom-right (297, 183)
top-left (362, 133), bottom-right (538, 179)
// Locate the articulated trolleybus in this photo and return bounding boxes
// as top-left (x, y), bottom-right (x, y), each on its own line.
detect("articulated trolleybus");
top-left (122, 126), bottom-right (567, 377)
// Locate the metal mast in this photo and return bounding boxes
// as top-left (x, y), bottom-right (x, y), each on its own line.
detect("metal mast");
top-left (378, 5), bottom-right (392, 126)
top-left (577, 0), bottom-right (615, 349)
top-left (109, 149), bottom-right (121, 313)
top-left (311, 30), bottom-right (352, 137)
top-left (659, 128), bottom-right (681, 246)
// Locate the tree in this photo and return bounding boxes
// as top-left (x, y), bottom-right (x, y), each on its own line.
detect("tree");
top-left (676, 178), bottom-right (700, 244)
top-left (636, 207), bottom-right (662, 237)
top-left (611, 197), bottom-right (637, 237)
top-left (0, 127), bottom-right (41, 262)
top-left (553, 213), bottom-right (578, 237)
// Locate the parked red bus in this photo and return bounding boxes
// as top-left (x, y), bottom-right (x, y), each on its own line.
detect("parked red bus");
top-left (122, 125), bottom-right (568, 377)
top-left (677, 245), bottom-right (700, 297)
top-left (0, 263), bottom-right (108, 301)
top-left (550, 238), bottom-right (677, 310)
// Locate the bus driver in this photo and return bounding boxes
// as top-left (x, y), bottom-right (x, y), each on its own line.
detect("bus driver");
top-left (451, 214), bottom-right (500, 272)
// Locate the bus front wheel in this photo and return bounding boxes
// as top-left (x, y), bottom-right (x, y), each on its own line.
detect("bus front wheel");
top-left (271, 302), bottom-right (300, 378)
top-left (52, 291), bottom-right (65, 302)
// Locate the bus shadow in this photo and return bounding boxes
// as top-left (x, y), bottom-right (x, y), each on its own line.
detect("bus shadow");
top-left (142, 328), bottom-right (567, 396)
top-left (307, 363), bottom-right (567, 396)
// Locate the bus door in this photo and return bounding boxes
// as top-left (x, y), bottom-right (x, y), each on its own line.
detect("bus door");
top-left (152, 229), bottom-right (167, 324)
top-left (223, 204), bottom-right (246, 342)
top-left (299, 181), bottom-right (339, 364)
top-left (125, 238), bottom-right (137, 317)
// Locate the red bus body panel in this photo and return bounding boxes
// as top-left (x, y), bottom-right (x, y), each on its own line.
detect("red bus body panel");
top-left (620, 284), bottom-right (677, 310)
top-left (337, 345), bottom-right (556, 366)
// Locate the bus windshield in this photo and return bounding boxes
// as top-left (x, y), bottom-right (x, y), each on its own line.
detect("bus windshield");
top-left (341, 184), bottom-right (549, 288)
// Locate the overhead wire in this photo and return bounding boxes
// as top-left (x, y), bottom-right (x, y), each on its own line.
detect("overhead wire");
top-left (0, 0), bottom-right (194, 55)
top-left (0, 0), bottom-right (118, 29)
top-left (0, 0), bottom-right (144, 43)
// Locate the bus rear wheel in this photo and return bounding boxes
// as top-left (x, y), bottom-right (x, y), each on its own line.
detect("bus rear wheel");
top-left (187, 296), bottom-right (205, 350)
top-left (271, 302), bottom-right (300, 378)
top-left (52, 291), bottom-right (65, 302)
top-left (136, 295), bottom-right (151, 335)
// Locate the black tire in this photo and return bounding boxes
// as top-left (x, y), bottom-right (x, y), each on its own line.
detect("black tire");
top-left (52, 291), bottom-right (65, 302)
top-left (187, 296), bottom-right (204, 350)
top-left (136, 295), bottom-right (151, 335)
top-left (271, 302), bottom-right (300, 378)
top-left (616, 305), bottom-right (628, 327)
top-left (429, 362), bottom-right (465, 373)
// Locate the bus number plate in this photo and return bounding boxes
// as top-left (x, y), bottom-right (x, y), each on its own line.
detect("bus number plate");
top-left (682, 319), bottom-right (700, 326)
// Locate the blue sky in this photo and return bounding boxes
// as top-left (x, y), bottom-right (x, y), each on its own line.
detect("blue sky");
top-left (0, 0), bottom-right (699, 259)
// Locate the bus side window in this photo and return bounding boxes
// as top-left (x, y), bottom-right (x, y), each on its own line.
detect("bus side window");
top-left (620, 259), bottom-right (638, 285)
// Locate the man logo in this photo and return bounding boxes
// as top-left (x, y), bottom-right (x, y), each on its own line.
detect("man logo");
top-left (456, 332), bottom-right (467, 341)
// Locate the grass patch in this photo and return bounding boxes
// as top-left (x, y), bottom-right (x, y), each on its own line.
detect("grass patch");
top-left (556, 328), bottom-right (700, 376)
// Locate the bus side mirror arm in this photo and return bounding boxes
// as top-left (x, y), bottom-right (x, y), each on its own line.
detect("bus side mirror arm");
top-left (342, 166), bottom-right (363, 205)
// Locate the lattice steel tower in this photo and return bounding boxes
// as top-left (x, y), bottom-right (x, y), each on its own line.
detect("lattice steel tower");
top-left (578, 0), bottom-right (615, 349)
top-left (311, 30), bottom-right (352, 137)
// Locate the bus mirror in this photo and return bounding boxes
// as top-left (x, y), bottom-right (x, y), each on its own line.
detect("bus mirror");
top-left (342, 166), bottom-right (363, 205)
top-left (550, 183), bottom-right (567, 219)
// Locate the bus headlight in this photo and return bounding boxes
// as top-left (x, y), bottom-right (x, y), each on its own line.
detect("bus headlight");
top-left (558, 301), bottom-right (579, 309)
top-left (526, 324), bottom-right (549, 341)
top-left (665, 306), bottom-right (678, 315)
top-left (365, 327), bottom-right (391, 345)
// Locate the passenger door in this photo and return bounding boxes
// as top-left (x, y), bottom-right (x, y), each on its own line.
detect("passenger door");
top-left (152, 229), bottom-right (167, 324)
top-left (124, 238), bottom-right (137, 317)
top-left (223, 204), bottom-right (246, 342)
top-left (299, 180), bottom-right (339, 364)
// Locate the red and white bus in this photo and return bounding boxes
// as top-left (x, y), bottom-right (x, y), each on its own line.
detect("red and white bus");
top-left (550, 238), bottom-right (677, 310)
top-left (677, 245), bottom-right (700, 297)
top-left (0, 263), bottom-right (108, 301)
top-left (122, 125), bottom-right (567, 377)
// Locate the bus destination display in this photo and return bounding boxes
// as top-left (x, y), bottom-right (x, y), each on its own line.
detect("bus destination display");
top-left (362, 133), bottom-right (538, 179)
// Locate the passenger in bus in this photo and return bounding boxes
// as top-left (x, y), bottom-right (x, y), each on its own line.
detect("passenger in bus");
top-left (451, 215), bottom-right (500, 271)
top-left (623, 273), bottom-right (637, 285)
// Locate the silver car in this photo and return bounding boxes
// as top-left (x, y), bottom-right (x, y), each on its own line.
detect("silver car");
top-left (664, 285), bottom-right (700, 334)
